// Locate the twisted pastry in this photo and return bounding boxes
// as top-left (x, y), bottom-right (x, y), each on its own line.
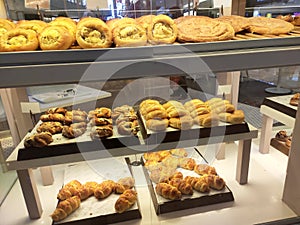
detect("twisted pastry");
top-left (62, 122), bottom-right (87, 138)
top-left (184, 176), bottom-right (210, 193)
top-left (94, 180), bottom-right (116, 199)
top-left (57, 180), bottom-right (82, 201)
top-left (115, 189), bottom-right (138, 213)
top-left (168, 178), bottom-right (193, 195)
top-left (24, 132), bottom-right (53, 148)
top-left (51, 196), bottom-right (81, 222)
top-left (36, 121), bottom-right (63, 134)
top-left (155, 182), bottom-right (182, 200)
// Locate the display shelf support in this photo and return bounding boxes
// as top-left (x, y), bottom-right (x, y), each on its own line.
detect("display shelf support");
top-left (17, 169), bottom-right (42, 219)
top-left (259, 114), bottom-right (274, 154)
top-left (236, 139), bottom-right (251, 184)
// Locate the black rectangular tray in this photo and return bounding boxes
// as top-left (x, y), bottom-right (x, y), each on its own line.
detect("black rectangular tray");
top-left (139, 147), bottom-right (234, 214)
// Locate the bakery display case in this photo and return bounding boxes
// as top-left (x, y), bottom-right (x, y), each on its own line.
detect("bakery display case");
top-left (1, 4), bottom-right (300, 223)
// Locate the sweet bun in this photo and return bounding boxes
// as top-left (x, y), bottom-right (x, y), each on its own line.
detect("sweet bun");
top-left (0, 28), bottom-right (39, 52)
top-left (76, 17), bottom-right (112, 48)
top-left (38, 25), bottom-right (74, 50)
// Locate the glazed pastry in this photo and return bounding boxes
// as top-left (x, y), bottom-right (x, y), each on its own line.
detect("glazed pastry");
top-left (76, 17), bottom-right (112, 48)
top-left (175, 16), bottom-right (235, 42)
top-left (0, 19), bottom-right (16, 38)
top-left (247, 17), bottom-right (294, 35)
top-left (94, 180), bottom-right (116, 199)
top-left (24, 131), bottom-right (53, 148)
top-left (194, 164), bottom-right (217, 175)
top-left (168, 178), bottom-right (193, 195)
top-left (51, 196), bottom-right (81, 222)
top-left (155, 182), bottom-right (182, 200)
top-left (16, 20), bottom-right (48, 34)
top-left (0, 28), bottom-right (39, 52)
top-left (36, 121), bottom-right (63, 134)
top-left (38, 25), bottom-right (74, 50)
top-left (115, 189), bottom-right (137, 213)
top-left (147, 15), bottom-right (178, 45)
top-left (112, 20), bottom-right (147, 47)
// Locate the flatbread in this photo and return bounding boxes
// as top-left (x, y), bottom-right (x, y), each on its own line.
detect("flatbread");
top-left (175, 16), bottom-right (235, 42)
top-left (247, 17), bottom-right (294, 35)
top-left (215, 15), bottom-right (250, 33)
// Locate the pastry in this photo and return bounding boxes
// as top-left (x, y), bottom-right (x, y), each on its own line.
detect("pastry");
top-left (51, 196), bottom-right (81, 222)
top-left (292, 16), bottom-right (300, 26)
top-left (115, 189), bottom-right (137, 213)
top-left (146, 118), bottom-right (169, 131)
top-left (57, 180), bottom-right (82, 201)
top-left (88, 107), bottom-right (112, 119)
top-left (193, 113), bottom-right (219, 127)
top-left (64, 110), bottom-right (88, 125)
top-left (178, 157), bottom-right (196, 170)
top-left (46, 107), bottom-right (67, 115)
top-left (16, 20), bottom-right (48, 34)
top-left (199, 174), bottom-right (226, 190)
top-left (275, 130), bottom-right (289, 142)
top-left (276, 14), bottom-right (294, 23)
top-left (228, 110), bottom-right (245, 124)
top-left (76, 17), bottom-right (112, 48)
top-left (24, 131), bottom-right (53, 148)
top-left (155, 182), bottom-right (182, 200)
top-left (286, 136), bottom-right (292, 147)
top-left (136, 14), bottom-right (156, 31)
top-left (0, 28), bottom-right (39, 52)
top-left (247, 17), bottom-right (294, 35)
top-left (0, 19), bottom-right (16, 38)
top-left (168, 178), bottom-right (193, 195)
top-left (38, 25), bottom-right (74, 50)
top-left (194, 164), bottom-right (217, 175)
top-left (36, 121), bottom-right (63, 134)
top-left (62, 122), bottom-right (87, 138)
top-left (184, 99), bottom-right (205, 109)
top-left (90, 125), bottom-right (113, 139)
top-left (40, 113), bottom-right (65, 123)
top-left (112, 21), bottom-right (147, 47)
top-left (169, 115), bottom-right (194, 130)
top-left (90, 117), bottom-right (113, 126)
top-left (107, 17), bottom-right (136, 31)
top-left (49, 17), bottom-right (77, 42)
top-left (117, 120), bottom-right (139, 135)
top-left (175, 16), bottom-right (235, 42)
top-left (290, 93), bottom-right (300, 106)
top-left (170, 148), bottom-right (188, 157)
top-left (161, 156), bottom-right (179, 169)
top-left (216, 15), bottom-right (250, 33)
top-left (111, 105), bottom-right (135, 120)
top-left (147, 14), bottom-right (178, 45)
top-left (184, 176), bottom-right (210, 193)
top-left (94, 180), bottom-right (116, 199)
top-left (117, 177), bottom-right (135, 190)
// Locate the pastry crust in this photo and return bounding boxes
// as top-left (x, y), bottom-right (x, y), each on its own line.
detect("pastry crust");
top-left (38, 25), bottom-right (74, 50)
top-left (147, 15), bottom-right (178, 44)
top-left (175, 16), bottom-right (235, 42)
top-left (112, 22), bottom-right (147, 47)
top-left (136, 15), bottom-right (156, 31)
top-left (215, 15), bottom-right (250, 33)
top-left (0, 19), bottom-right (16, 38)
top-left (16, 20), bottom-right (48, 34)
top-left (290, 93), bottom-right (300, 106)
top-left (247, 17), bottom-right (294, 35)
top-left (76, 17), bottom-right (112, 48)
top-left (0, 28), bottom-right (39, 52)
top-left (49, 17), bottom-right (77, 43)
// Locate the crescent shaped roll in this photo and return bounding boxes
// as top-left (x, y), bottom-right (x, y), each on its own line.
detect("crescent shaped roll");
top-left (76, 17), bottom-right (112, 48)
top-left (0, 28), bottom-right (39, 52)
top-left (147, 15), bottom-right (178, 44)
top-left (38, 25), bottom-right (74, 50)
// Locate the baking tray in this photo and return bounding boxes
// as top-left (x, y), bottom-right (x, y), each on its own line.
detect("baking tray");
top-left (138, 110), bottom-right (250, 146)
top-left (52, 157), bottom-right (141, 225)
top-left (262, 94), bottom-right (297, 118)
top-left (1, 29), bottom-right (300, 66)
top-left (139, 147), bottom-right (234, 214)
top-left (17, 121), bottom-right (141, 161)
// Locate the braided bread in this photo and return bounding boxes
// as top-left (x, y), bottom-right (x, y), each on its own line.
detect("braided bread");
top-left (184, 176), bottom-right (210, 193)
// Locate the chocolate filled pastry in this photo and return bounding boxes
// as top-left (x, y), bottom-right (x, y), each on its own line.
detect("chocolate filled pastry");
top-left (90, 125), bottom-right (113, 139)
top-left (0, 28), bottom-right (39, 52)
top-left (88, 107), bottom-right (112, 119)
top-left (290, 93), bottom-right (300, 106)
top-left (247, 17), bottom-right (294, 35)
top-left (147, 15), bottom-right (178, 45)
top-left (0, 19), bottom-right (16, 38)
top-left (37, 121), bottom-right (63, 134)
top-left (90, 117), bottom-right (113, 126)
top-left (76, 17), bottom-right (112, 48)
top-left (112, 22), bottom-right (147, 47)
top-left (38, 25), bottom-right (74, 50)
top-left (215, 15), bottom-right (250, 33)
top-left (16, 20), bottom-right (48, 34)
top-left (175, 16), bottom-right (235, 42)
top-left (24, 132), bottom-right (53, 148)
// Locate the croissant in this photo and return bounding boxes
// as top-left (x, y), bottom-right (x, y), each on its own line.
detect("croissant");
top-left (194, 164), bottom-right (217, 176)
top-left (179, 157), bottom-right (196, 170)
top-left (117, 177), bottom-right (135, 189)
top-left (199, 174), bottom-right (226, 190)
top-left (168, 178), bottom-right (193, 195)
top-left (40, 113), bottom-right (65, 123)
top-left (24, 132), bottom-right (53, 148)
top-left (184, 176), bottom-right (210, 193)
top-left (155, 182), bottom-right (182, 200)
top-left (94, 180), bottom-right (115, 199)
top-left (57, 180), bottom-right (82, 201)
top-left (51, 196), bottom-right (81, 222)
top-left (115, 189), bottom-right (137, 213)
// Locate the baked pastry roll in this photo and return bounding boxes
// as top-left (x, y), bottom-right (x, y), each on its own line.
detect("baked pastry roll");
top-left (107, 18), bottom-right (136, 31)
top-left (147, 15), bottom-right (178, 44)
top-left (247, 17), bottom-right (294, 35)
top-left (175, 16), bottom-right (235, 42)
top-left (38, 25), bottom-right (74, 50)
top-left (215, 15), bottom-right (250, 33)
top-left (136, 15), bottom-right (156, 31)
top-left (16, 20), bottom-right (48, 34)
top-left (76, 17), bottom-right (112, 48)
top-left (0, 19), bottom-right (16, 38)
top-left (112, 22), bottom-right (147, 47)
top-left (49, 17), bottom-right (77, 43)
top-left (0, 28), bottom-right (39, 52)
